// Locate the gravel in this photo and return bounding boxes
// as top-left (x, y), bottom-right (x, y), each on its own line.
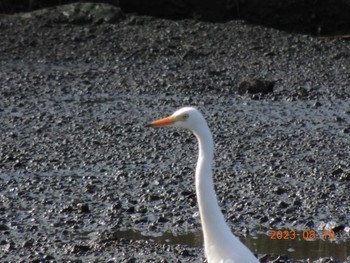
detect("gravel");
top-left (0, 4), bottom-right (349, 262)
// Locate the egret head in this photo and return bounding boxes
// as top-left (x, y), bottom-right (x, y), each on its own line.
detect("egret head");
top-left (146, 107), bottom-right (206, 132)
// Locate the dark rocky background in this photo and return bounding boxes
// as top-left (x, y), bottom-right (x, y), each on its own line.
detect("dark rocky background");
top-left (0, 1), bottom-right (350, 262)
top-left (1, 0), bottom-right (350, 36)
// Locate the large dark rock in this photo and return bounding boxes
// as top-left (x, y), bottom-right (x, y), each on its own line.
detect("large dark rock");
top-left (237, 79), bottom-right (275, 95)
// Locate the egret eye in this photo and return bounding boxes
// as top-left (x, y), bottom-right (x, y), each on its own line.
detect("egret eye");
top-left (182, 113), bottom-right (189, 121)
top-left (175, 113), bottom-right (189, 121)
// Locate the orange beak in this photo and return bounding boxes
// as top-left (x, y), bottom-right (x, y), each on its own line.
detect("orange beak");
top-left (146, 116), bottom-right (176, 127)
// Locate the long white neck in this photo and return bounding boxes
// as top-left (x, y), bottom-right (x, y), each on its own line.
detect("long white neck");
top-left (194, 124), bottom-right (232, 245)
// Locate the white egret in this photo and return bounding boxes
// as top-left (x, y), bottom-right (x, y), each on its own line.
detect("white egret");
top-left (147, 107), bottom-right (258, 263)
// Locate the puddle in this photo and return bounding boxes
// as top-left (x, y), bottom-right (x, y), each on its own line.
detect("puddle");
top-left (115, 230), bottom-right (349, 261)
top-left (248, 233), bottom-right (349, 261)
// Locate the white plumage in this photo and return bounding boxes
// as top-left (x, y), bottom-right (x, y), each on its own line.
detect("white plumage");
top-left (147, 107), bottom-right (258, 263)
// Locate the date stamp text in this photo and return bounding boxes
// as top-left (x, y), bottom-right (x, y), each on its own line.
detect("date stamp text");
top-left (270, 229), bottom-right (335, 241)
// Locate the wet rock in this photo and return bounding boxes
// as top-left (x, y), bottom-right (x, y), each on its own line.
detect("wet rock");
top-left (78, 203), bottom-right (90, 213)
top-left (126, 206), bottom-right (135, 213)
top-left (71, 244), bottom-right (91, 253)
top-left (43, 255), bottom-right (56, 261)
top-left (331, 167), bottom-right (343, 176)
top-left (343, 127), bottom-right (350, 134)
top-left (273, 186), bottom-right (287, 195)
top-left (157, 216), bottom-right (169, 223)
top-left (0, 225), bottom-right (10, 231)
top-left (313, 101), bottom-right (322, 107)
top-left (237, 79), bottom-right (275, 95)
top-left (340, 173), bottom-right (350, 181)
top-left (278, 201), bottom-right (289, 209)
top-left (260, 216), bottom-right (269, 224)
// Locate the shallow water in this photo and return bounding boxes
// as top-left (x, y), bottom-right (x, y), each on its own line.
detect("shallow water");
top-left (115, 230), bottom-right (350, 261)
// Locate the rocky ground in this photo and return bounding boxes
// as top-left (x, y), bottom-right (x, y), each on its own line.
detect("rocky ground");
top-left (0, 3), bottom-right (349, 262)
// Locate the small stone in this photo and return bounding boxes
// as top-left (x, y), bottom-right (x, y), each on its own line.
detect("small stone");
top-left (343, 127), bottom-right (350, 134)
top-left (313, 101), bottom-right (322, 107)
top-left (331, 168), bottom-right (343, 176)
top-left (157, 216), bottom-right (169, 223)
top-left (126, 206), bottom-right (135, 213)
top-left (71, 244), bottom-right (90, 253)
top-left (260, 216), bottom-right (269, 224)
top-left (148, 194), bottom-right (160, 201)
top-left (340, 173), bottom-right (350, 181)
top-left (273, 186), bottom-right (286, 195)
top-left (23, 240), bottom-right (34, 248)
top-left (278, 201), bottom-right (289, 209)
top-left (78, 203), bottom-right (90, 213)
top-left (0, 224), bottom-right (10, 231)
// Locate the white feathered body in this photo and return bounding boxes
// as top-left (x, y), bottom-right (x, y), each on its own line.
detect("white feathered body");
top-left (149, 107), bottom-right (259, 263)
top-left (193, 110), bottom-right (258, 263)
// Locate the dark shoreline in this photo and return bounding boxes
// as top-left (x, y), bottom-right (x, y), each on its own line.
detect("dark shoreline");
top-left (2, 0), bottom-right (350, 36)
